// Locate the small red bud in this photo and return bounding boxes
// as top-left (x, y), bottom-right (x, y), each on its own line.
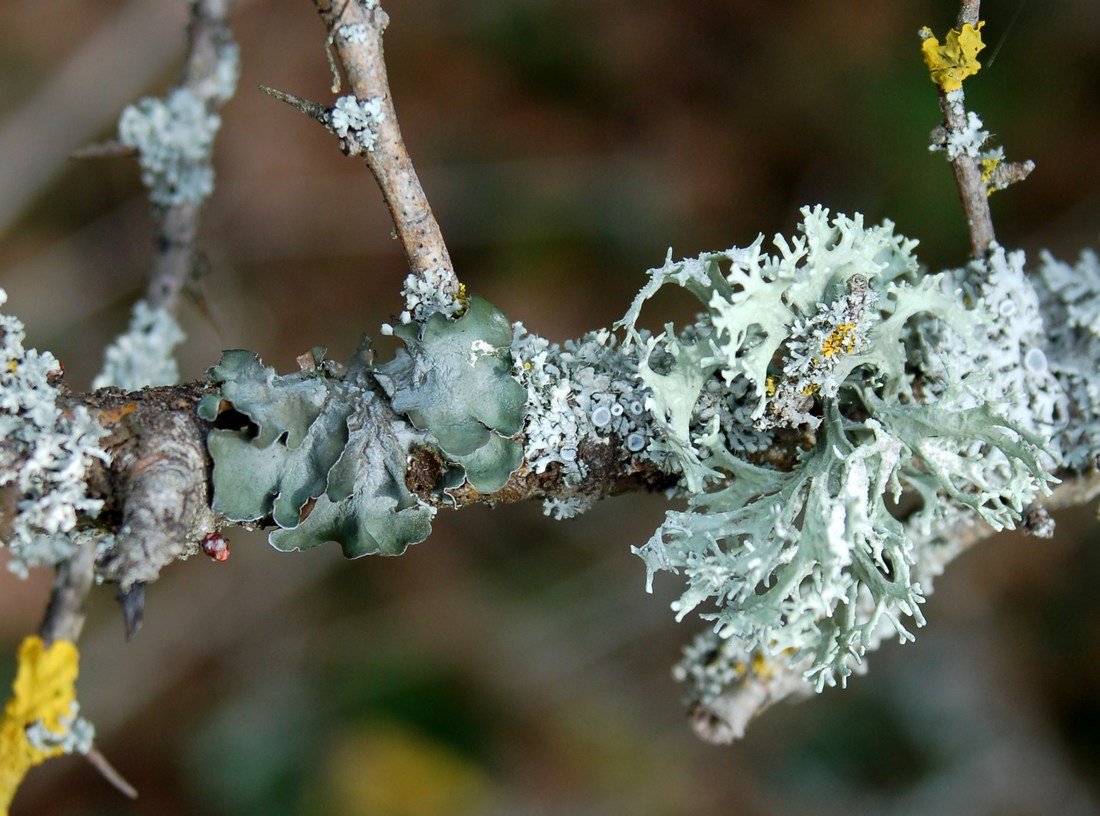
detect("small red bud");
top-left (201, 531), bottom-right (230, 562)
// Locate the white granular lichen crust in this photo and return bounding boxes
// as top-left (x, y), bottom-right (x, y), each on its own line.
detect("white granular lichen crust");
top-left (93, 299), bottom-right (185, 391)
top-left (0, 289), bottom-right (109, 577)
top-left (330, 95), bottom-right (386, 154)
top-left (511, 325), bottom-right (656, 496)
top-left (118, 88), bottom-right (221, 206)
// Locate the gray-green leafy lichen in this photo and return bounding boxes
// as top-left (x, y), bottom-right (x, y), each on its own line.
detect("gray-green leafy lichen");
top-left (116, 33), bottom-right (239, 207)
top-left (620, 206), bottom-right (1056, 700)
top-left (93, 300), bottom-right (186, 391)
top-left (199, 345), bottom-right (434, 558)
top-left (375, 296), bottom-right (526, 493)
top-left (200, 295), bottom-right (529, 557)
top-left (329, 95), bottom-right (385, 155)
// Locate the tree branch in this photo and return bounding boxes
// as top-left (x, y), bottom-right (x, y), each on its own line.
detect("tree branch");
top-left (957, 0), bottom-right (981, 28)
top-left (2, 0), bottom-right (1087, 639)
top-left (941, 93), bottom-right (995, 259)
top-left (37, 532), bottom-right (96, 646)
top-left (922, 0), bottom-right (995, 259)
top-left (309, 0), bottom-right (459, 300)
top-left (145, 0), bottom-right (237, 313)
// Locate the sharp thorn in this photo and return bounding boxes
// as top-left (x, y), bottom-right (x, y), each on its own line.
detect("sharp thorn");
top-left (116, 583), bottom-right (145, 641)
top-left (258, 84), bottom-right (331, 125)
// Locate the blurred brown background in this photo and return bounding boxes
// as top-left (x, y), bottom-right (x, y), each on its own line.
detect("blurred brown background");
top-left (1, 1), bottom-right (1099, 813)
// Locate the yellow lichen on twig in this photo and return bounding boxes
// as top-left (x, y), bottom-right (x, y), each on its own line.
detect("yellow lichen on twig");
top-left (981, 155), bottom-right (1003, 196)
top-left (920, 21), bottom-right (986, 92)
top-left (0, 637), bottom-right (82, 815)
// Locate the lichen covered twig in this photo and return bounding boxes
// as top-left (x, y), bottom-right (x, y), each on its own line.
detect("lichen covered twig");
top-left (90, 0), bottom-right (239, 396)
top-left (308, 0), bottom-right (459, 304)
top-left (920, 7), bottom-right (994, 258)
top-left (37, 534), bottom-right (96, 646)
top-left (71, 0), bottom-right (239, 310)
top-left (128, 0), bottom-right (239, 313)
top-left (919, 2), bottom-right (1032, 259)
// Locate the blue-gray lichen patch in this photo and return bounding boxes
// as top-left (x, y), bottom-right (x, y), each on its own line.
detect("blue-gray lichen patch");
top-left (199, 345), bottom-right (434, 558)
top-left (374, 296), bottom-right (526, 493)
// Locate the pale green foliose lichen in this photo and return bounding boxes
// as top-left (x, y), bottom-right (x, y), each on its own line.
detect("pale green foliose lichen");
top-left (201, 295), bottom-right (528, 554)
top-left (620, 206), bottom-right (1054, 692)
top-left (511, 324), bottom-right (656, 493)
top-left (329, 95), bottom-right (385, 154)
top-left (388, 266), bottom-right (464, 326)
top-left (116, 34), bottom-right (237, 207)
top-left (200, 345), bottom-right (434, 558)
top-left (118, 88), bottom-right (221, 207)
top-left (375, 296), bottom-right (526, 493)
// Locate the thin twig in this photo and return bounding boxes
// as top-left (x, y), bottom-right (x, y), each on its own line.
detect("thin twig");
top-left (85, 748), bottom-right (139, 800)
top-left (145, 0), bottom-right (238, 313)
top-left (957, 0), bottom-right (981, 28)
top-left (34, 520), bottom-right (142, 801)
top-left (38, 533), bottom-right (97, 646)
top-left (310, 0), bottom-right (459, 299)
top-left (921, 0), bottom-right (995, 259)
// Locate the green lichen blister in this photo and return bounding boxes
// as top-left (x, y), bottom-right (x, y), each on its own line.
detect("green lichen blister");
top-left (201, 345), bottom-right (434, 558)
top-left (375, 296), bottom-right (526, 492)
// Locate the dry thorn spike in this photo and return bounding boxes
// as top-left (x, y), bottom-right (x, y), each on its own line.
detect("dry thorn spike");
top-left (69, 141), bottom-right (137, 161)
top-left (258, 84), bottom-right (331, 126)
top-left (116, 583), bottom-right (145, 641)
top-left (86, 747), bottom-right (139, 800)
top-left (324, 33), bottom-right (342, 93)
